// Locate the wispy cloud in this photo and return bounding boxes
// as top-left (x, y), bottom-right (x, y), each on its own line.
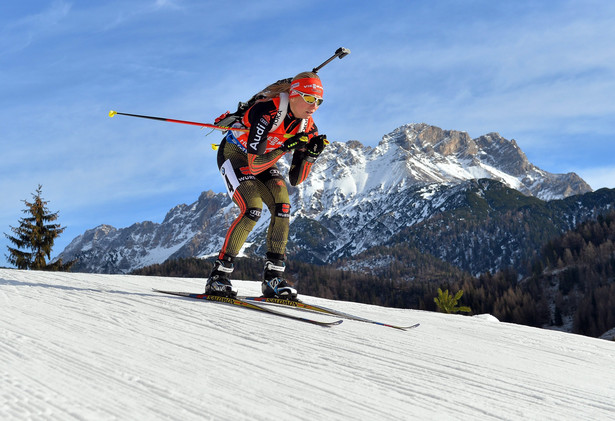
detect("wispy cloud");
top-left (0, 1), bottom-right (71, 56)
top-left (320, 1), bottom-right (615, 166)
top-left (153, 0), bottom-right (183, 9)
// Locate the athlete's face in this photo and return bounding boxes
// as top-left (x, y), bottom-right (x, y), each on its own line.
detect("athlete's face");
top-left (289, 91), bottom-right (321, 119)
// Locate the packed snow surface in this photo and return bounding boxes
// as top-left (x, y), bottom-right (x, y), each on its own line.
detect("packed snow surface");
top-left (1, 268), bottom-right (614, 420)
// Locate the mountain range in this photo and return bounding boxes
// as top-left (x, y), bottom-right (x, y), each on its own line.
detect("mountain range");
top-left (58, 123), bottom-right (606, 275)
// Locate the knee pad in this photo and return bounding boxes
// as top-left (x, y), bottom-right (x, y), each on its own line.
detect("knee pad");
top-left (245, 207), bottom-right (262, 222)
top-left (275, 203), bottom-right (291, 218)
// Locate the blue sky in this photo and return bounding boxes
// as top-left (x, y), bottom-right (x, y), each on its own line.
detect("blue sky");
top-left (1, 0), bottom-right (615, 265)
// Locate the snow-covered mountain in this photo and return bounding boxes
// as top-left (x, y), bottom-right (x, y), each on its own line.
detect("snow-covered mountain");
top-left (303, 123), bottom-right (590, 206)
top-left (60, 191), bottom-right (235, 273)
top-left (1, 268), bottom-right (614, 420)
top-left (58, 123), bottom-right (594, 273)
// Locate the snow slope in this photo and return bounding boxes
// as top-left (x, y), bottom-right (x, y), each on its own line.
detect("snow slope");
top-left (1, 268), bottom-right (614, 421)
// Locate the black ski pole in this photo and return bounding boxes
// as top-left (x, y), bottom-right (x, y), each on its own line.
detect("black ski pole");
top-left (312, 47), bottom-right (351, 73)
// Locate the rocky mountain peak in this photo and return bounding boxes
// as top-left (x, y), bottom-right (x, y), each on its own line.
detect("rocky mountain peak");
top-left (380, 123), bottom-right (478, 158)
top-left (372, 124), bottom-right (591, 199)
top-left (473, 133), bottom-right (532, 175)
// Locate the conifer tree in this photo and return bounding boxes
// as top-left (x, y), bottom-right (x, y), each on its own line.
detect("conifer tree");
top-left (5, 185), bottom-right (72, 270)
top-left (434, 288), bottom-right (472, 314)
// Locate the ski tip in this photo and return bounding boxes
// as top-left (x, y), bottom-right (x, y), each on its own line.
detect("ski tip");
top-left (109, 110), bottom-right (117, 118)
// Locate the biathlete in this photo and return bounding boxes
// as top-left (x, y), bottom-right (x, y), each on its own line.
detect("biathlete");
top-left (206, 72), bottom-right (328, 300)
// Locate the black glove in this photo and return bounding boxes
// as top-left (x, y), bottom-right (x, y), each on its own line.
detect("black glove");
top-left (280, 132), bottom-right (309, 152)
top-left (306, 135), bottom-right (328, 158)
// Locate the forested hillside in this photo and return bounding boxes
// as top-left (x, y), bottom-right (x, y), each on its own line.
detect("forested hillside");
top-left (133, 210), bottom-right (615, 338)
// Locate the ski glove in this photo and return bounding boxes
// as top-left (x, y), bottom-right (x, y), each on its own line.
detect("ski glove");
top-left (306, 135), bottom-right (328, 158)
top-left (280, 132), bottom-right (309, 152)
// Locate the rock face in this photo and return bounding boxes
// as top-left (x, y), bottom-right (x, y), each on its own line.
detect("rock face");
top-left (57, 123), bottom-right (595, 274)
top-left (376, 124), bottom-right (590, 200)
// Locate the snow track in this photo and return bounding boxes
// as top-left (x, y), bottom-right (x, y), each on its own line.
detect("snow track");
top-left (1, 268), bottom-right (614, 420)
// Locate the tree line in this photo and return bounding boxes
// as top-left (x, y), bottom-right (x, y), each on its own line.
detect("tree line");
top-left (133, 210), bottom-right (615, 338)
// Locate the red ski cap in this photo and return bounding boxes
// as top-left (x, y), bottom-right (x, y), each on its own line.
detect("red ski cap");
top-left (289, 77), bottom-right (324, 98)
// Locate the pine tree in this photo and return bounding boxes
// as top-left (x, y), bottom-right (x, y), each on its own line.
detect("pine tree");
top-left (5, 185), bottom-right (73, 271)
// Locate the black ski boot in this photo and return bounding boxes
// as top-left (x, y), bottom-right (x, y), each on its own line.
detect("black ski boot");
top-left (261, 257), bottom-right (297, 300)
top-left (205, 258), bottom-right (237, 298)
